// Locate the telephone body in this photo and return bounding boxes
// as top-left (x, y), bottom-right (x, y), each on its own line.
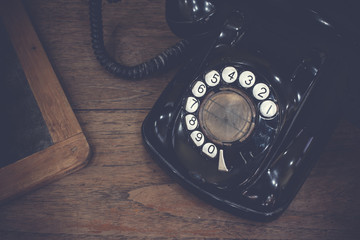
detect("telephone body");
top-left (142, 0), bottom-right (359, 220)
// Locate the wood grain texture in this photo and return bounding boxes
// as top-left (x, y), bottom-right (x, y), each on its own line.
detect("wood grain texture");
top-left (0, 0), bottom-right (90, 204)
top-left (0, 133), bottom-right (90, 203)
top-left (0, 0), bottom-right (359, 239)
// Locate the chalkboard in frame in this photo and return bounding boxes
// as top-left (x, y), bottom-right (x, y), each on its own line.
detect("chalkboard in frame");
top-left (0, 0), bottom-right (91, 203)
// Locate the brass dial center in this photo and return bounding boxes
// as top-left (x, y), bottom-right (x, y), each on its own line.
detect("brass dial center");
top-left (199, 88), bottom-right (256, 145)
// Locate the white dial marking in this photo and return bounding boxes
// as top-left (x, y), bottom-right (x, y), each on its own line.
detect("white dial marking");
top-left (253, 83), bottom-right (270, 100)
top-left (192, 81), bottom-right (207, 98)
top-left (222, 66), bottom-right (238, 83)
top-left (260, 100), bottom-right (278, 118)
top-left (185, 114), bottom-right (198, 131)
top-left (205, 70), bottom-right (221, 87)
top-left (218, 149), bottom-right (229, 172)
top-left (190, 130), bottom-right (205, 147)
top-left (239, 71), bottom-right (256, 88)
top-left (202, 143), bottom-right (218, 158)
top-left (185, 96), bottom-right (199, 113)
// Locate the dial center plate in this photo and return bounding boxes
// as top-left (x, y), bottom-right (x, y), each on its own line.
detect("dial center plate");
top-left (199, 88), bottom-right (256, 144)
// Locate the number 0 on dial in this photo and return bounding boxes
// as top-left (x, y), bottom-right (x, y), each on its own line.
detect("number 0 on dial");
top-left (202, 143), bottom-right (218, 158)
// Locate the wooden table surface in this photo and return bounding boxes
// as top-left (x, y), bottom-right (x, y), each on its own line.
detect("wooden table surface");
top-left (1, 1), bottom-right (359, 239)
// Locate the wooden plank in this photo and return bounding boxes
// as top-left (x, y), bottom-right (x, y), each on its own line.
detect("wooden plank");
top-left (0, 133), bottom-right (90, 203)
top-left (1, 110), bottom-right (358, 239)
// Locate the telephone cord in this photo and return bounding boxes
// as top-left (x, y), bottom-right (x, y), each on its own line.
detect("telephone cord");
top-left (89, 0), bottom-right (191, 79)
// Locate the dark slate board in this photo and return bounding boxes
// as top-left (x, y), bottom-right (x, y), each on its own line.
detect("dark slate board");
top-left (0, 20), bottom-right (53, 168)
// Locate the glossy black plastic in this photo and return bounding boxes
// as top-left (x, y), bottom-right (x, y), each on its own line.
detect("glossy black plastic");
top-left (165, 0), bottom-right (226, 39)
top-left (143, 0), bottom-right (356, 221)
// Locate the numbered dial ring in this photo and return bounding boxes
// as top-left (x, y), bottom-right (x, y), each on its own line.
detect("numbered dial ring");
top-left (182, 64), bottom-right (279, 172)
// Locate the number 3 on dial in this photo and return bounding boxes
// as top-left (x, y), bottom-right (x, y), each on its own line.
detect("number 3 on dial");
top-left (239, 71), bottom-right (256, 88)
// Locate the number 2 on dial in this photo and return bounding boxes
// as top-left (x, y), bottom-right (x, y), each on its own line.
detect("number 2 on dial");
top-left (253, 83), bottom-right (269, 100)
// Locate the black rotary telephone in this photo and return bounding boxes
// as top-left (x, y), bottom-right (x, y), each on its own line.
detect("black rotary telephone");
top-left (90, 0), bottom-right (360, 221)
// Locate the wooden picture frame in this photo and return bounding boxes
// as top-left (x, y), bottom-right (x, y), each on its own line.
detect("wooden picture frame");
top-left (0, 0), bottom-right (90, 203)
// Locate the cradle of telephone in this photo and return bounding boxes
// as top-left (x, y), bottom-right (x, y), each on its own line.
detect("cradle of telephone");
top-left (142, 0), bottom-right (359, 221)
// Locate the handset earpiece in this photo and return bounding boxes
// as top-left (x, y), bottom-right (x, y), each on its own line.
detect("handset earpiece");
top-left (165, 0), bottom-right (227, 39)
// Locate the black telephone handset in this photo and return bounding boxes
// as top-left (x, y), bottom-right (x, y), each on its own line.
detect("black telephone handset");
top-left (90, 0), bottom-right (360, 220)
top-left (141, 0), bottom-right (358, 221)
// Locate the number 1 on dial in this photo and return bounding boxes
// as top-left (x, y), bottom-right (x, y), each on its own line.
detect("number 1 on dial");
top-left (260, 100), bottom-right (277, 118)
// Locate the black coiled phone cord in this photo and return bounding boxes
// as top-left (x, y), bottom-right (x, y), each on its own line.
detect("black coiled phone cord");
top-left (89, 0), bottom-right (190, 79)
